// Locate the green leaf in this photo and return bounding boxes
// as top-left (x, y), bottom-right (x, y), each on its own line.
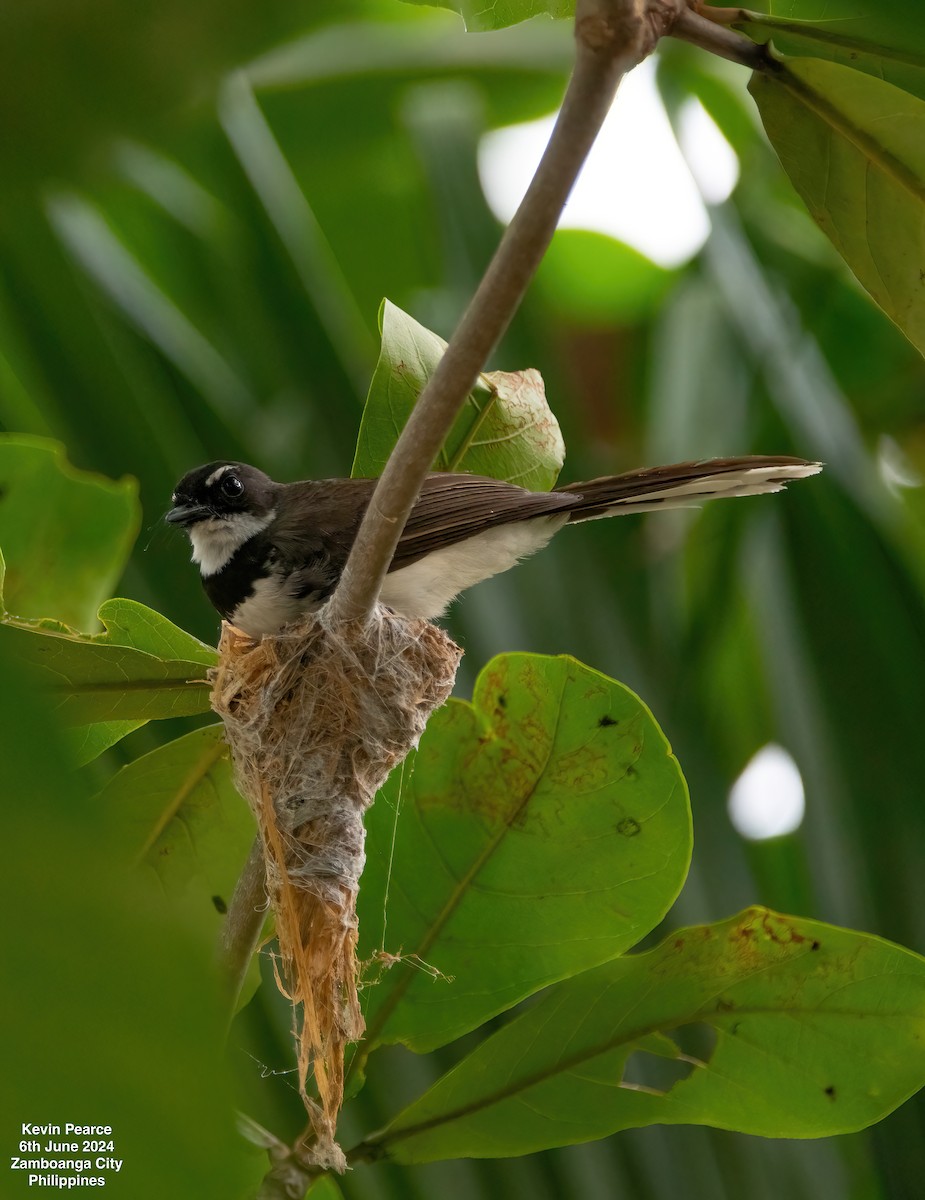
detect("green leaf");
top-left (750, 57), bottom-right (925, 356)
top-left (95, 596), bottom-right (218, 663)
top-left (64, 719), bottom-right (147, 766)
top-left (357, 653), bottom-right (691, 1055)
top-left (731, 3), bottom-right (925, 104)
top-left (0, 599), bottom-right (214, 723)
top-left (99, 724), bottom-right (255, 936)
top-left (399, 0), bottom-right (573, 33)
top-left (0, 608), bottom-right (254, 1198)
top-left (375, 908), bottom-right (925, 1162)
top-left (0, 434), bottom-right (139, 630)
top-left (352, 299), bottom-right (565, 489)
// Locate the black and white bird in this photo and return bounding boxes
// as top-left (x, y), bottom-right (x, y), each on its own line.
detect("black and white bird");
top-left (166, 457), bottom-right (821, 638)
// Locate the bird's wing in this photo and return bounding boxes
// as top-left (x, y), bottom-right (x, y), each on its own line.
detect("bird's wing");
top-left (267, 478), bottom-right (372, 582)
top-left (268, 474), bottom-right (573, 576)
top-left (267, 456), bottom-right (820, 580)
top-left (391, 474), bottom-right (574, 568)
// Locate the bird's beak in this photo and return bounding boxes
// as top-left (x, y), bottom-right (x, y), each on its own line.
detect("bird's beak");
top-left (165, 503), bottom-right (212, 527)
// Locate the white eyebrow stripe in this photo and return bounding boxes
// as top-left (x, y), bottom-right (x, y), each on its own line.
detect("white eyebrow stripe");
top-left (205, 465), bottom-right (233, 487)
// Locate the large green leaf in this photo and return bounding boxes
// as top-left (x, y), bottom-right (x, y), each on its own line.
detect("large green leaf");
top-left (94, 596), bottom-right (218, 663)
top-left (356, 653), bottom-right (691, 1055)
top-left (352, 299), bottom-right (565, 488)
top-left (399, 0), bottom-right (572, 34)
top-left (100, 724), bottom-right (255, 934)
top-left (750, 57), bottom-right (925, 357)
top-left (0, 434), bottom-right (139, 630)
top-left (726, 3), bottom-right (925, 103)
top-left (371, 908), bottom-right (925, 1162)
top-left (0, 596), bottom-right (215, 724)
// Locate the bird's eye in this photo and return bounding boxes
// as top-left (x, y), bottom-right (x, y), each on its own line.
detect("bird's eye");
top-left (220, 474), bottom-right (245, 499)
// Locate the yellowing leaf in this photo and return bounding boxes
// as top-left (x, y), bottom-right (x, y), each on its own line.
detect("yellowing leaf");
top-left (352, 300), bottom-right (565, 490)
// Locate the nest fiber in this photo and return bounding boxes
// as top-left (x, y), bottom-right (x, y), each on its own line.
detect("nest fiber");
top-left (211, 605), bottom-right (461, 1170)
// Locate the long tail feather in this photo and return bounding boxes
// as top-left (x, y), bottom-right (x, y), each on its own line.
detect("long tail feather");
top-left (556, 456), bottom-right (822, 522)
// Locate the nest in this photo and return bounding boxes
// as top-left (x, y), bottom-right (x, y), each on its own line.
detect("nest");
top-left (210, 604), bottom-right (461, 1171)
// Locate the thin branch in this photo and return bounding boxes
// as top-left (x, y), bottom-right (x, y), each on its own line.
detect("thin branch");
top-left (671, 7), bottom-right (770, 70)
top-left (217, 835), bottom-right (267, 1016)
top-left (328, 0), bottom-right (681, 626)
top-left (693, 4), bottom-right (750, 23)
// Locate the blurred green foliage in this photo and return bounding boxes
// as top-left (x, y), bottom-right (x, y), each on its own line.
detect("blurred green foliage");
top-left (3, 0), bottom-right (925, 1198)
top-left (0, 630), bottom-right (264, 1199)
top-left (0, 435), bottom-right (138, 629)
top-left (99, 724), bottom-right (256, 942)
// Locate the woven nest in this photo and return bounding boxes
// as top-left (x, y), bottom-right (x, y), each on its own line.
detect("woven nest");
top-left (210, 604), bottom-right (461, 1171)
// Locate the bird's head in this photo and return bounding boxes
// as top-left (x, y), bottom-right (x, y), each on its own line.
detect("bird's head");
top-left (166, 461), bottom-right (278, 574)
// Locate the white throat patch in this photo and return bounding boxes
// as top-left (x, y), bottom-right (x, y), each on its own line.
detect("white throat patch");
top-left (189, 509), bottom-right (276, 577)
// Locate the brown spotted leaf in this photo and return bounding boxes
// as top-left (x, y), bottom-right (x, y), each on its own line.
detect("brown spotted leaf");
top-left (356, 653), bottom-right (691, 1055)
top-left (374, 907), bottom-right (925, 1161)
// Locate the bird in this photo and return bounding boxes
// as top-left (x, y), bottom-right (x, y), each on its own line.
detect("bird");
top-left (166, 456), bottom-right (821, 638)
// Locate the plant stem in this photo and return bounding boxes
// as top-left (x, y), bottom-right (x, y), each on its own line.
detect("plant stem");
top-left (328, 0), bottom-right (683, 626)
top-left (217, 835), bottom-right (267, 1016)
top-left (670, 7), bottom-right (770, 70)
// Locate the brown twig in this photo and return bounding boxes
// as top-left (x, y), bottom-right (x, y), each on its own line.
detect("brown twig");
top-left (671, 6), bottom-right (770, 69)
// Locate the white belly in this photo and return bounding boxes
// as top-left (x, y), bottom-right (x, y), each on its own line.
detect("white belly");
top-left (378, 516), bottom-right (566, 619)
top-left (231, 575), bottom-right (305, 638)
top-left (229, 515), bottom-right (566, 636)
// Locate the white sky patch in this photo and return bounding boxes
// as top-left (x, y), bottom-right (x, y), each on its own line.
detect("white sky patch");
top-left (728, 744), bottom-right (806, 841)
top-left (478, 59), bottom-right (739, 269)
top-left (676, 96), bottom-right (740, 204)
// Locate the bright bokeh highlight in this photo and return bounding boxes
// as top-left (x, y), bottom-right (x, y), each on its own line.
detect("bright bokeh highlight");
top-left (478, 59), bottom-right (739, 269)
top-left (728, 743), bottom-right (806, 841)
